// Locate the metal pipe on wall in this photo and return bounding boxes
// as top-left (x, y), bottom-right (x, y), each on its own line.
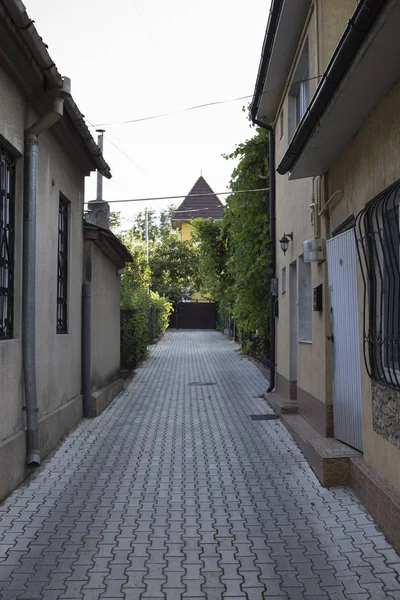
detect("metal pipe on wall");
top-left (23, 133), bottom-right (40, 466)
top-left (266, 126), bottom-right (276, 393)
top-left (23, 95), bottom-right (65, 467)
top-left (82, 282), bottom-right (92, 418)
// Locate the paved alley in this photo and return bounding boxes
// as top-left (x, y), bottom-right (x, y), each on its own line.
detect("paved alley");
top-left (1, 331), bottom-right (400, 600)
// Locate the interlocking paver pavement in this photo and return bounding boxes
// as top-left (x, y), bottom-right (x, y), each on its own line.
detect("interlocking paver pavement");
top-left (0, 330), bottom-right (400, 599)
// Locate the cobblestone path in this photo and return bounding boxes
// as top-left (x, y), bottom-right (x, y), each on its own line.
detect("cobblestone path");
top-left (1, 331), bottom-right (400, 600)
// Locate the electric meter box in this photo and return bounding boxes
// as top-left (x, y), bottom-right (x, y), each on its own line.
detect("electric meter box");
top-left (303, 238), bottom-right (326, 263)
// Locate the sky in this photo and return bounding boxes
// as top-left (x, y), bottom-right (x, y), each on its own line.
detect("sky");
top-left (23, 0), bottom-right (271, 225)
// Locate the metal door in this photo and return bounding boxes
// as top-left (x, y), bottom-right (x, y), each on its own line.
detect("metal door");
top-left (327, 230), bottom-right (363, 450)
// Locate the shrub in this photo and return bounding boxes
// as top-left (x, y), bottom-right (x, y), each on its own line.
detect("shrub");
top-left (120, 290), bottom-right (172, 370)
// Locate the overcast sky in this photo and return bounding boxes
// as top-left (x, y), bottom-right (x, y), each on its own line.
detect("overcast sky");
top-left (23, 0), bottom-right (271, 223)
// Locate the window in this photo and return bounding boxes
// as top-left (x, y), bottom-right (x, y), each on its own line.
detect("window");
top-left (0, 145), bottom-right (15, 339)
top-left (355, 181), bottom-right (400, 388)
top-left (57, 194), bottom-right (68, 333)
top-left (299, 255), bottom-right (312, 342)
top-left (282, 267), bottom-right (286, 294)
top-left (280, 109), bottom-right (284, 140)
top-left (289, 41), bottom-right (310, 138)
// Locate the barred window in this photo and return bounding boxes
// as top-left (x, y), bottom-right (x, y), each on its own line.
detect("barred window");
top-left (0, 146), bottom-right (15, 339)
top-left (355, 181), bottom-right (400, 388)
top-left (57, 194), bottom-right (68, 333)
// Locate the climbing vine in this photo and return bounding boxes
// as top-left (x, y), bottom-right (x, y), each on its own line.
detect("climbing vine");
top-left (193, 123), bottom-right (271, 342)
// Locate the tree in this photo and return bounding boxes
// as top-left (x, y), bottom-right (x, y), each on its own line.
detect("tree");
top-left (149, 239), bottom-right (199, 306)
top-left (116, 205), bottom-right (199, 307)
top-left (194, 123), bottom-right (271, 339)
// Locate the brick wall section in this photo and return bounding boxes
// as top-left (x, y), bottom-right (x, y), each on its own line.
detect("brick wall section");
top-left (297, 386), bottom-right (333, 437)
top-left (350, 457), bottom-right (400, 556)
top-left (276, 372), bottom-right (297, 400)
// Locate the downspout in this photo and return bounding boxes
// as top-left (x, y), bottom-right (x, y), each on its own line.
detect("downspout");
top-left (252, 119), bottom-right (276, 393)
top-left (24, 90), bottom-right (68, 466)
top-left (266, 125), bottom-right (276, 393)
top-left (82, 281), bottom-right (92, 418)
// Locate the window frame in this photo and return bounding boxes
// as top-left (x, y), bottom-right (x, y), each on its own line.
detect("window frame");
top-left (57, 193), bottom-right (69, 334)
top-left (298, 254), bottom-right (312, 343)
top-left (0, 145), bottom-right (15, 340)
top-left (288, 40), bottom-right (310, 139)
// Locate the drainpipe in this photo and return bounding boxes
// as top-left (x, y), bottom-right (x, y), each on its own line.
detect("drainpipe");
top-left (24, 88), bottom-right (69, 466)
top-left (251, 120), bottom-right (277, 393)
top-left (82, 282), bottom-right (92, 417)
top-left (266, 125), bottom-right (276, 393)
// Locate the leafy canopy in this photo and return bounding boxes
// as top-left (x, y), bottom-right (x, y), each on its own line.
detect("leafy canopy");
top-left (193, 124), bottom-right (271, 337)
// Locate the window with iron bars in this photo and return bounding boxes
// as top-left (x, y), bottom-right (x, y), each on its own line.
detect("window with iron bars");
top-left (355, 180), bottom-right (400, 389)
top-left (0, 145), bottom-right (15, 340)
top-left (57, 194), bottom-right (68, 334)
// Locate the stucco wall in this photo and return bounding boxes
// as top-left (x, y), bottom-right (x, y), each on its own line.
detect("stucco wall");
top-left (275, 12), bottom-right (329, 407)
top-left (90, 245), bottom-right (121, 391)
top-left (328, 78), bottom-right (400, 492)
top-left (35, 128), bottom-right (84, 417)
top-left (0, 64), bottom-right (86, 493)
top-left (319, 0), bottom-right (358, 73)
top-left (181, 222), bottom-right (191, 241)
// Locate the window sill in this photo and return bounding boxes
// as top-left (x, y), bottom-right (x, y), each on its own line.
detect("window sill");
top-left (299, 340), bottom-right (312, 344)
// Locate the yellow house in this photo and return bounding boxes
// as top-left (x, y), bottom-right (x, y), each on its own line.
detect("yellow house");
top-left (252, 0), bottom-right (400, 554)
top-left (172, 176), bottom-right (224, 302)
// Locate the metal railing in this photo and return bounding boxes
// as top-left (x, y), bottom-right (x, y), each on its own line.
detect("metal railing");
top-left (0, 145), bottom-right (15, 339)
top-left (355, 180), bottom-right (400, 389)
top-left (57, 194), bottom-right (68, 334)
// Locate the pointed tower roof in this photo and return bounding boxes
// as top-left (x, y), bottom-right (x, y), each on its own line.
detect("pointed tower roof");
top-left (172, 176), bottom-right (224, 221)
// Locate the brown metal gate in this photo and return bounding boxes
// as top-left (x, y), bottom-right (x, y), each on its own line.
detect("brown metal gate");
top-left (169, 302), bottom-right (217, 330)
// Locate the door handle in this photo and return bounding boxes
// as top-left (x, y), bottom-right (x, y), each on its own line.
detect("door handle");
top-left (327, 334), bottom-right (334, 342)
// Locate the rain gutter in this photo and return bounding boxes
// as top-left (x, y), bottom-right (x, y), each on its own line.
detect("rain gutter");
top-left (277, 0), bottom-right (388, 175)
top-left (250, 0), bottom-right (284, 124)
top-left (0, 0), bottom-right (111, 178)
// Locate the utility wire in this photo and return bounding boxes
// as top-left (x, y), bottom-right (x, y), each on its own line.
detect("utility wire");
top-left (104, 135), bottom-right (146, 173)
top-left (91, 75), bottom-right (322, 127)
top-left (85, 116), bottom-right (146, 174)
top-left (85, 188), bottom-right (269, 204)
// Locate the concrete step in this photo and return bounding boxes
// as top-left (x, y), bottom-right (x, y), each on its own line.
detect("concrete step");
top-left (264, 392), bottom-right (361, 486)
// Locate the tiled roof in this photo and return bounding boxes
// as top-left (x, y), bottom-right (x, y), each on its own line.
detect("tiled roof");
top-left (172, 176), bottom-right (224, 221)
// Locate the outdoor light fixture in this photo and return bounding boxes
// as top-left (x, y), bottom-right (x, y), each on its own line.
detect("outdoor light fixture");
top-left (279, 232), bottom-right (293, 255)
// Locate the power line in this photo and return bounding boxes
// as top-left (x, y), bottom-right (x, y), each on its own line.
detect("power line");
top-left (91, 75), bottom-right (322, 127)
top-left (104, 135), bottom-right (146, 173)
top-left (132, 0), bottom-right (171, 76)
top-left (85, 188), bottom-right (269, 204)
top-left (85, 117), bottom-right (146, 173)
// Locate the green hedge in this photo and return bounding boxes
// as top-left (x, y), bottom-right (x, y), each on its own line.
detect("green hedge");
top-left (121, 290), bottom-right (172, 370)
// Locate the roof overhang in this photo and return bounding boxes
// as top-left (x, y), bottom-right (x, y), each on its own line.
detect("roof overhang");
top-left (279, 0), bottom-right (396, 179)
top-left (251, 0), bottom-right (312, 125)
top-left (0, 0), bottom-right (111, 179)
top-left (84, 223), bottom-right (132, 268)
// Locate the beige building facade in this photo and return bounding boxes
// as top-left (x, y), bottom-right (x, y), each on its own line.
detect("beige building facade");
top-left (0, 1), bottom-right (130, 501)
top-left (252, 0), bottom-right (400, 551)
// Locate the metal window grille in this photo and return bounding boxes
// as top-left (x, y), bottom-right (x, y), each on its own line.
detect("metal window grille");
top-left (355, 180), bottom-right (400, 389)
top-left (57, 195), bottom-right (68, 333)
top-left (0, 146), bottom-right (15, 339)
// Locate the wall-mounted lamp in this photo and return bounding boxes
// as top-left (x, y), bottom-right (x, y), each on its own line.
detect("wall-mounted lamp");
top-left (279, 232), bottom-right (293, 255)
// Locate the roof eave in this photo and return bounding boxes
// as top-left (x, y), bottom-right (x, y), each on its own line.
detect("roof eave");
top-left (84, 222), bottom-right (133, 267)
top-left (251, 0), bottom-right (312, 126)
top-left (277, 0), bottom-right (389, 178)
top-left (0, 0), bottom-right (111, 178)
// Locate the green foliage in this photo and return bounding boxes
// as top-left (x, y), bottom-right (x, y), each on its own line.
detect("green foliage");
top-left (192, 218), bottom-right (233, 310)
top-left (120, 290), bottom-right (172, 370)
top-left (149, 238), bottom-right (199, 306)
top-left (117, 205), bottom-right (196, 369)
top-left (194, 124), bottom-right (271, 339)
